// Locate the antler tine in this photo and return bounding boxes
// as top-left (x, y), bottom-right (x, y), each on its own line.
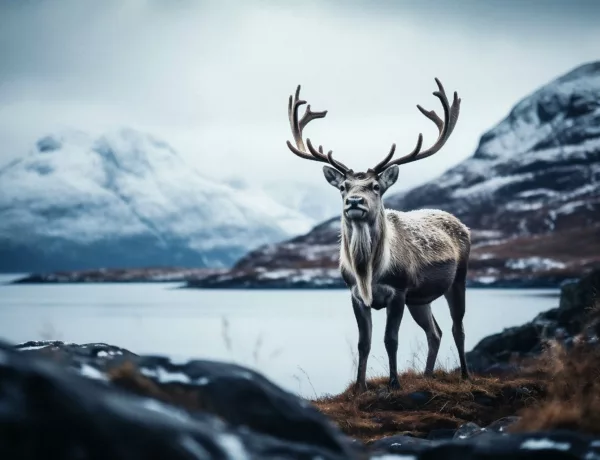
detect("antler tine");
top-left (285, 85), bottom-right (350, 174)
top-left (369, 144), bottom-right (396, 174)
top-left (371, 78), bottom-right (461, 173)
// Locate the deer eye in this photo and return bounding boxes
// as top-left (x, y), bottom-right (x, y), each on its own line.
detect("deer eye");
top-left (339, 184), bottom-right (345, 192)
top-left (373, 183), bottom-right (380, 192)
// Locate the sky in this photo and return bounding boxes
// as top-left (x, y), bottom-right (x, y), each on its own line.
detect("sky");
top-left (1, 0), bottom-right (599, 193)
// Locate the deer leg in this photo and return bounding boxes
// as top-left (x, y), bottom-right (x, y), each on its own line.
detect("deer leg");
top-left (407, 303), bottom-right (442, 376)
top-left (444, 261), bottom-right (470, 379)
top-left (351, 296), bottom-right (372, 392)
top-left (384, 291), bottom-right (406, 390)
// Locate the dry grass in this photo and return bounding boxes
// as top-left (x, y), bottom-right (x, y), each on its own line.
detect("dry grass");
top-left (312, 370), bottom-right (545, 444)
top-left (509, 303), bottom-right (600, 435)
top-left (96, 322), bottom-right (600, 445)
top-left (312, 302), bottom-right (600, 443)
top-left (96, 339), bottom-right (600, 445)
top-left (95, 336), bottom-right (600, 444)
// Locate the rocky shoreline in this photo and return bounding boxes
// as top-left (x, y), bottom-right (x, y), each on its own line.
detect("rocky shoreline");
top-left (2, 267), bottom-right (599, 458)
top-left (466, 267), bottom-right (600, 374)
top-left (7, 266), bottom-right (225, 284)
top-left (8, 266), bottom-right (582, 289)
top-left (3, 338), bottom-right (599, 460)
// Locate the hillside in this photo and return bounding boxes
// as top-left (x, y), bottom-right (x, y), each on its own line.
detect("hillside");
top-left (0, 128), bottom-right (314, 272)
top-left (188, 61), bottom-right (600, 289)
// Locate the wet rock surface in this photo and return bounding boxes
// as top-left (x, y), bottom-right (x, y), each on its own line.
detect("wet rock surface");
top-left (2, 339), bottom-right (600, 459)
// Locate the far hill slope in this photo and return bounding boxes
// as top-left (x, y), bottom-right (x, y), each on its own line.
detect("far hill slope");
top-left (187, 61), bottom-right (600, 289)
top-left (0, 128), bottom-right (314, 272)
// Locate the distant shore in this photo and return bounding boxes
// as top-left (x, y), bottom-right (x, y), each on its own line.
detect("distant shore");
top-left (5, 266), bottom-right (578, 290)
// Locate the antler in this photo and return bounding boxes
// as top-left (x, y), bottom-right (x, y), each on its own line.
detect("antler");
top-left (369, 78), bottom-right (461, 174)
top-left (286, 85), bottom-right (350, 175)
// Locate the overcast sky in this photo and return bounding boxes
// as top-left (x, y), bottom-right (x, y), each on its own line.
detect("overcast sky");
top-left (1, 0), bottom-right (599, 191)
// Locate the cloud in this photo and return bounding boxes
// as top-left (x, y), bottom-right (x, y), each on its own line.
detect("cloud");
top-left (1, 0), bottom-right (599, 190)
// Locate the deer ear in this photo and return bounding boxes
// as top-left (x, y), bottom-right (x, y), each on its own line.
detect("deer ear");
top-left (378, 165), bottom-right (399, 194)
top-left (322, 165), bottom-right (345, 188)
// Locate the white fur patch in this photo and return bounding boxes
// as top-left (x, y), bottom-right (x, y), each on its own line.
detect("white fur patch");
top-left (349, 222), bottom-right (374, 306)
top-left (340, 207), bottom-right (470, 303)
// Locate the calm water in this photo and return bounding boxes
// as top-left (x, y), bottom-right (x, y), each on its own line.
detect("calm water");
top-left (0, 274), bottom-right (559, 397)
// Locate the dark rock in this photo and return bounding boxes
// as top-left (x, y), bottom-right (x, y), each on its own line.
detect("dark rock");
top-left (16, 340), bottom-right (138, 360)
top-left (560, 269), bottom-right (600, 312)
top-left (371, 429), bottom-right (600, 459)
top-left (486, 416), bottom-right (521, 434)
top-left (406, 390), bottom-right (433, 407)
top-left (370, 434), bottom-right (432, 453)
top-left (472, 391), bottom-right (496, 406)
top-left (501, 386), bottom-right (537, 401)
top-left (13, 340), bottom-right (356, 458)
top-left (454, 422), bottom-right (483, 439)
top-left (4, 339), bottom-right (600, 459)
top-left (466, 267), bottom-right (600, 372)
top-left (428, 429), bottom-right (456, 440)
top-left (0, 339), bottom-right (356, 459)
top-left (480, 363), bottom-right (521, 377)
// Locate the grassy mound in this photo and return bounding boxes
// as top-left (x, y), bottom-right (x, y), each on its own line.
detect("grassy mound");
top-left (312, 371), bottom-right (544, 443)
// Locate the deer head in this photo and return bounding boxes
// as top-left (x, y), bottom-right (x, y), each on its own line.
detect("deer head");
top-left (285, 79), bottom-right (461, 223)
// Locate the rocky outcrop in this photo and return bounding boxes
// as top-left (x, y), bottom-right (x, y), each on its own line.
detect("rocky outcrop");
top-left (187, 61), bottom-right (600, 289)
top-left (466, 267), bottom-right (600, 374)
top-left (3, 339), bottom-right (600, 459)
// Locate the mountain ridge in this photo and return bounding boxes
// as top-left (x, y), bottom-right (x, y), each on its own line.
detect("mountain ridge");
top-left (0, 128), bottom-right (315, 272)
top-left (186, 61), bottom-right (600, 289)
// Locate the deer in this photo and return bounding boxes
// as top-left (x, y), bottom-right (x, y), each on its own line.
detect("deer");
top-left (285, 78), bottom-right (471, 392)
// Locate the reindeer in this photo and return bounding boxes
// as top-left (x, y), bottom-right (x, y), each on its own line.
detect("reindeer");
top-left (285, 78), bottom-right (471, 391)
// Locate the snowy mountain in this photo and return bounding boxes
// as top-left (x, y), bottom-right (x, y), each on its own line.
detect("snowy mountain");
top-left (0, 128), bottom-right (314, 272)
top-left (261, 180), bottom-right (341, 222)
top-left (222, 177), bottom-right (340, 224)
top-left (188, 61), bottom-right (600, 289)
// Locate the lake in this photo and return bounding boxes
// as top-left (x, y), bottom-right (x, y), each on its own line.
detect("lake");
top-left (0, 273), bottom-right (559, 398)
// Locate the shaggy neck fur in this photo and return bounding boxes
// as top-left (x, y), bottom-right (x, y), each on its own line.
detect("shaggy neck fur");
top-left (341, 209), bottom-right (388, 306)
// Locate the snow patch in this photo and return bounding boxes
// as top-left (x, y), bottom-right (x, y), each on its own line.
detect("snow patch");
top-left (216, 433), bottom-right (249, 460)
top-left (474, 276), bottom-right (498, 284)
top-left (79, 364), bottom-right (108, 381)
top-left (17, 344), bottom-right (51, 351)
top-left (506, 257), bottom-right (566, 271)
top-left (140, 398), bottom-right (192, 423)
top-left (520, 438), bottom-right (570, 451)
top-left (452, 173), bottom-right (534, 199)
top-left (139, 366), bottom-right (192, 384)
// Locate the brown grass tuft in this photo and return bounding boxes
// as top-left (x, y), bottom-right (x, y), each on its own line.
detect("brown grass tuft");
top-left (107, 361), bottom-right (222, 418)
top-left (312, 369), bottom-right (545, 444)
top-left (510, 341), bottom-right (600, 435)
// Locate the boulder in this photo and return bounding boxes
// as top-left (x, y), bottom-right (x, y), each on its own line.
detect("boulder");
top-left (12, 340), bottom-right (356, 459)
top-left (3, 339), bottom-right (600, 459)
top-left (466, 267), bottom-right (600, 373)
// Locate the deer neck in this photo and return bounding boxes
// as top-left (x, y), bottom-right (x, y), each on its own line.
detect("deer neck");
top-left (341, 209), bottom-right (387, 306)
